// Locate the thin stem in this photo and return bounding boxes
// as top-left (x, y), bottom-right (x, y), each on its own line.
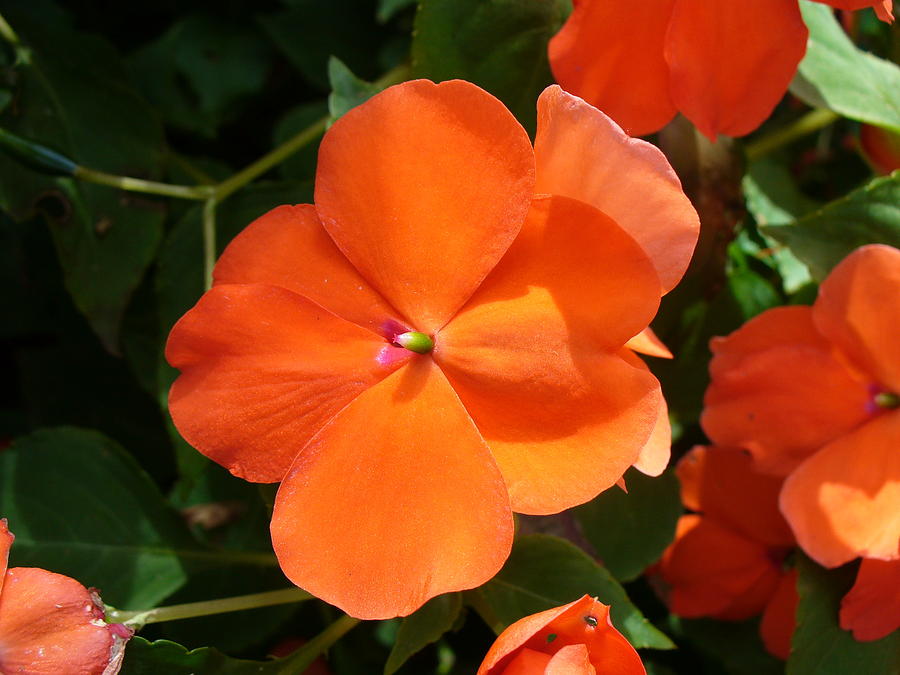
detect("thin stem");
top-left (107, 588), bottom-right (313, 628)
top-left (279, 614), bottom-right (360, 673)
top-left (75, 166), bottom-right (214, 200)
top-left (202, 198), bottom-right (217, 291)
top-left (213, 62), bottom-right (411, 202)
top-left (745, 108), bottom-right (840, 161)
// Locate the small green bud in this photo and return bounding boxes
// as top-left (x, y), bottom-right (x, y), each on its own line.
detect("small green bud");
top-left (394, 331), bottom-right (434, 354)
top-left (0, 127), bottom-right (78, 176)
top-left (874, 391), bottom-right (900, 409)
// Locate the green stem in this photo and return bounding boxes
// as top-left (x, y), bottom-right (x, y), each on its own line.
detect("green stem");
top-left (213, 62), bottom-right (411, 202)
top-left (75, 166), bottom-right (214, 200)
top-left (202, 198), bottom-right (217, 290)
top-left (279, 614), bottom-right (360, 673)
top-left (0, 11), bottom-right (20, 46)
top-left (745, 108), bottom-right (840, 161)
top-left (107, 588), bottom-right (313, 628)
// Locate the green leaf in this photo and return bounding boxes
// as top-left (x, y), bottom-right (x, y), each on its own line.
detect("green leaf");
top-left (470, 534), bottom-right (674, 650)
top-left (129, 14), bottom-right (273, 138)
top-left (726, 267), bottom-right (783, 320)
top-left (378, 0), bottom-right (416, 23)
top-left (669, 616), bottom-right (783, 675)
top-left (574, 468), bottom-right (681, 583)
top-left (0, 428), bottom-right (195, 608)
top-left (328, 56), bottom-right (383, 122)
top-left (762, 172), bottom-right (900, 281)
top-left (791, 1), bottom-right (900, 132)
top-left (384, 593), bottom-right (462, 674)
top-left (411, 0), bottom-right (569, 133)
top-left (120, 637), bottom-right (288, 675)
top-left (0, 9), bottom-right (166, 351)
top-left (788, 555), bottom-right (900, 674)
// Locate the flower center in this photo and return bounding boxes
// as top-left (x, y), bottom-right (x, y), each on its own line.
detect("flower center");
top-left (874, 391), bottom-right (900, 410)
top-left (393, 331), bottom-right (434, 354)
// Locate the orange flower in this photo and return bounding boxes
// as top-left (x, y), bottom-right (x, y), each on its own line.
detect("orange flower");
top-left (840, 558), bottom-right (900, 641)
top-left (702, 245), bottom-right (900, 569)
top-left (166, 80), bottom-right (699, 619)
top-left (0, 519), bottom-right (124, 674)
top-left (476, 595), bottom-right (645, 675)
top-left (549, 0), bottom-right (894, 139)
top-left (860, 124), bottom-right (900, 174)
top-left (657, 446), bottom-right (798, 659)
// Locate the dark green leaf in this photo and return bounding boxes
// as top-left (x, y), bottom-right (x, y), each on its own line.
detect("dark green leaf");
top-left (669, 616), bottom-right (783, 675)
top-left (0, 9), bottom-right (166, 351)
top-left (411, 0), bottom-right (569, 132)
top-left (328, 56), bottom-right (383, 122)
top-left (791, 1), bottom-right (900, 132)
top-left (378, 0), bottom-right (416, 23)
top-left (120, 637), bottom-right (289, 675)
top-left (384, 593), bottom-right (462, 674)
top-left (788, 555), bottom-right (900, 674)
top-left (470, 534), bottom-right (674, 650)
top-left (726, 267), bottom-right (783, 320)
top-left (763, 172), bottom-right (900, 280)
top-left (574, 468), bottom-right (681, 583)
top-left (0, 428), bottom-right (195, 608)
top-left (129, 14), bottom-right (272, 138)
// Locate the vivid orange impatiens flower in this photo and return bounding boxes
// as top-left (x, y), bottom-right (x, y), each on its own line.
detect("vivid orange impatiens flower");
top-left (477, 595), bottom-right (645, 675)
top-left (0, 519), bottom-right (125, 674)
top-left (549, 0), bottom-right (895, 139)
top-left (657, 446), bottom-right (798, 660)
top-left (166, 80), bottom-right (699, 619)
top-left (702, 245), bottom-right (900, 570)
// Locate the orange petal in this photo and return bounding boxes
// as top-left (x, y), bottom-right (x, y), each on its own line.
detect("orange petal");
top-left (213, 204), bottom-right (403, 336)
top-left (479, 595), bottom-right (644, 675)
top-left (0, 568), bottom-right (113, 675)
top-left (437, 196), bottom-right (661, 514)
top-left (314, 79), bottom-right (535, 334)
top-left (620, 349), bottom-right (671, 477)
top-left (664, 0), bottom-right (808, 139)
top-left (626, 328), bottom-right (674, 359)
top-left (812, 244), bottom-right (900, 393)
top-left (0, 519), bottom-right (12, 595)
top-left (546, 644), bottom-right (596, 675)
top-left (780, 411), bottom-right (900, 568)
top-left (702, 306), bottom-right (873, 476)
top-left (759, 569), bottom-right (799, 661)
top-left (840, 559), bottom-right (900, 641)
top-left (817, 0), bottom-right (894, 22)
top-left (270, 358), bottom-right (513, 619)
top-left (547, 2), bottom-right (677, 136)
top-left (498, 647), bottom-right (553, 675)
top-left (166, 284), bottom-right (408, 483)
top-left (676, 446), bottom-right (795, 548)
top-left (660, 515), bottom-right (785, 620)
top-left (534, 86), bottom-right (699, 293)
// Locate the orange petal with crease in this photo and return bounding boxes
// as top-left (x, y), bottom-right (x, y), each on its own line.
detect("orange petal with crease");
top-left (438, 196), bottom-right (660, 514)
top-left (548, 1), bottom-right (677, 137)
top-left (315, 79), bottom-right (534, 334)
top-left (676, 446), bottom-right (795, 548)
top-left (840, 558), bottom-right (900, 641)
top-left (0, 519), bottom-right (11, 595)
top-left (759, 569), bottom-right (798, 661)
top-left (665, 0), bottom-right (808, 139)
top-left (780, 410), bottom-right (900, 568)
top-left (0, 568), bottom-right (113, 675)
top-left (270, 359), bottom-right (513, 619)
top-left (626, 328), bottom-right (673, 359)
top-left (812, 244), bottom-right (900, 392)
top-left (703, 306), bottom-right (872, 476)
top-left (535, 86), bottom-right (699, 293)
top-left (619, 349), bottom-right (671, 477)
top-left (167, 284), bottom-right (407, 483)
top-left (214, 204), bottom-right (403, 336)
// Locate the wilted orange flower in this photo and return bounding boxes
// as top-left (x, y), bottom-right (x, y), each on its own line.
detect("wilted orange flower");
top-left (658, 446), bottom-right (798, 659)
top-left (0, 519), bottom-right (124, 675)
top-left (166, 80), bottom-right (699, 619)
top-left (702, 245), bottom-right (900, 570)
top-left (549, 0), bottom-right (894, 139)
top-left (477, 595), bottom-right (645, 674)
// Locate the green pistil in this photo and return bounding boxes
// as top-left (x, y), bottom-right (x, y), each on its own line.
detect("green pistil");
top-left (874, 392), bottom-right (900, 409)
top-left (394, 331), bottom-right (434, 354)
